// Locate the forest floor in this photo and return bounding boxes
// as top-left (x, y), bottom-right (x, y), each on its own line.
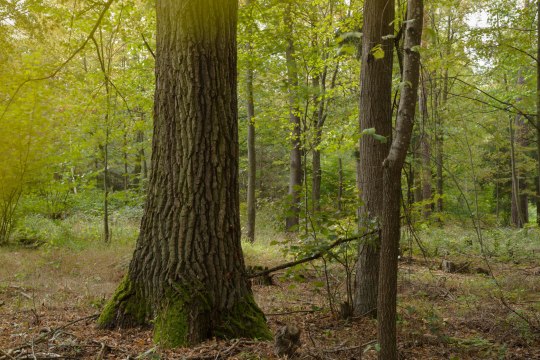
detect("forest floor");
top-left (0, 229), bottom-right (539, 359)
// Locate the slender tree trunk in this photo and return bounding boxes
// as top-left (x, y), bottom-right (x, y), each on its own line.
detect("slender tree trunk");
top-left (511, 74), bottom-right (527, 227)
top-left (510, 117), bottom-right (524, 227)
top-left (353, 0), bottom-right (394, 317)
top-left (378, 1), bottom-right (423, 358)
top-left (103, 123), bottom-right (110, 243)
top-left (246, 0), bottom-right (257, 242)
top-left (338, 157), bottom-right (343, 212)
top-left (123, 132), bottom-right (129, 190)
top-left (536, 0), bottom-right (540, 225)
top-left (97, 0), bottom-right (271, 347)
top-left (419, 78), bottom-right (432, 218)
top-left (285, 1), bottom-right (303, 231)
top-left (92, 29), bottom-right (111, 243)
top-left (412, 140), bottom-right (423, 204)
top-left (312, 75), bottom-right (323, 214)
top-left (132, 124), bottom-right (145, 188)
top-left (436, 67), bottom-right (448, 213)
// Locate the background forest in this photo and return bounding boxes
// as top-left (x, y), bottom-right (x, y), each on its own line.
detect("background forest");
top-left (0, 0), bottom-right (539, 359)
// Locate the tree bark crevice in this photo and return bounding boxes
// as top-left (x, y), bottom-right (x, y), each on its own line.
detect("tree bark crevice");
top-left (98, 0), bottom-right (270, 347)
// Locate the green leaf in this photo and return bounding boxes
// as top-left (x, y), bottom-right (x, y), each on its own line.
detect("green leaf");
top-left (336, 31), bottom-right (363, 44)
top-left (370, 44), bottom-right (385, 59)
top-left (362, 128), bottom-right (376, 136)
top-left (373, 134), bottom-right (388, 143)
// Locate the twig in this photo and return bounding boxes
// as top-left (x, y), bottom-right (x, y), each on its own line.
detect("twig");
top-left (30, 339), bottom-right (37, 360)
top-left (0, 349), bottom-right (15, 360)
top-left (218, 340), bottom-right (241, 358)
top-left (94, 342), bottom-right (107, 360)
top-left (322, 344), bottom-right (360, 353)
top-left (3, 314), bottom-right (99, 356)
top-left (247, 230), bottom-right (378, 279)
top-left (141, 33), bottom-right (156, 59)
top-left (19, 292), bottom-right (32, 300)
top-left (265, 309), bottom-right (320, 316)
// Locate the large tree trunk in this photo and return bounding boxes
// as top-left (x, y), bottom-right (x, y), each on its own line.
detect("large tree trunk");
top-left (97, 0), bottom-right (271, 347)
top-left (378, 0), bottom-right (423, 358)
top-left (285, 1), bottom-right (303, 231)
top-left (353, 0), bottom-right (394, 317)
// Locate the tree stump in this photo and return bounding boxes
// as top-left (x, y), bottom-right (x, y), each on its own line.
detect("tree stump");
top-left (274, 325), bottom-right (301, 358)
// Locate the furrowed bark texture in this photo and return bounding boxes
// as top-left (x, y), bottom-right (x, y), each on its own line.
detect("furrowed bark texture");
top-left (98, 0), bottom-right (271, 347)
top-left (353, 0), bottom-right (394, 317)
top-left (378, 0), bottom-right (423, 358)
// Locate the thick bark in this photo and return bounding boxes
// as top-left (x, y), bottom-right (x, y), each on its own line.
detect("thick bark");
top-left (285, 1), bottom-right (303, 231)
top-left (246, 0), bottom-right (256, 243)
top-left (378, 0), bottom-right (423, 358)
top-left (98, 0), bottom-right (271, 347)
top-left (353, 0), bottom-right (394, 317)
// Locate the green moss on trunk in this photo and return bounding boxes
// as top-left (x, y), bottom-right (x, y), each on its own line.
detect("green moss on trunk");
top-left (97, 275), bottom-right (147, 329)
top-left (153, 295), bottom-right (189, 347)
top-left (154, 284), bottom-right (271, 348)
top-left (215, 294), bottom-right (273, 341)
top-left (100, 278), bottom-right (271, 347)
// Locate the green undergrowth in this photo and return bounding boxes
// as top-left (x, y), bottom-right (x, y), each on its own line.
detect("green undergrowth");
top-left (408, 224), bottom-right (540, 263)
top-left (9, 212), bottom-right (140, 250)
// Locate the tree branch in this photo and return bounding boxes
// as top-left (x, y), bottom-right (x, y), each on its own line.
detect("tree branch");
top-left (141, 33), bottom-right (156, 59)
top-left (247, 230), bottom-right (378, 279)
top-left (1, 0), bottom-right (115, 121)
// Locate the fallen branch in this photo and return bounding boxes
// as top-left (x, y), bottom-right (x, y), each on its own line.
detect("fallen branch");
top-left (247, 230), bottom-right (378, 279)
top-left (265, 309), bottom-right (321, 316)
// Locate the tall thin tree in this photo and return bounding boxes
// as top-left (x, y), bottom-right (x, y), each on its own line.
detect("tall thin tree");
top-left (353, 0), bottom-right (394, 317)
top-left (378, 0), bottom-right (423, 357)
top-left (246, 0), bottom-right (257, 242)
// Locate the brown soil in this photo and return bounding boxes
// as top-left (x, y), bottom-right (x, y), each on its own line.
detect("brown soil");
top-left (0, 247), bottom-right (538, 359)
